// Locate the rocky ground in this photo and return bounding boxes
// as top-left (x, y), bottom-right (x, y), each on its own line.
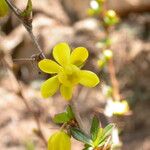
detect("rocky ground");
top-left (0, 0), bottom-right (150, 149)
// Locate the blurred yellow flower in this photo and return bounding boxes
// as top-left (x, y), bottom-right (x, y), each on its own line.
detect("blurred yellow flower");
top-left (104, 99), bottom-right (129, 117)
top-left (38, 42), bottom-right (100, 100)
top-left (48, 131), bottom-right (71, 150)
top-left (0, 0), bottom-right (9, 17)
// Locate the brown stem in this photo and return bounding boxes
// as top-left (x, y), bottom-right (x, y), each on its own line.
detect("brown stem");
top-left (104, 24), bottom-right (121, 101)
top-left (5, 0), bottom-right (46, 59)
top-left (108, 58), bottom-right (120, 101)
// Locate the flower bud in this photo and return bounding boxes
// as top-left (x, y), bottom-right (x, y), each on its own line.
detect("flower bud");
top-left (98, 59), bottom-right (106, 69)
top-left (104, 10), bottom-right (119, 26)
top-left (106, 10), bottom-right (117, 19)
top-left (0, 0), bottom-right (9, 17)
top-left (103, 49), bottom-right (113, 60)
top-left (48, 131), bottom-right (71, 150)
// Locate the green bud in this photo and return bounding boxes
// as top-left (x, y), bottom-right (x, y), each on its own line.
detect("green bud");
top-left (0, 0), bottom-right (9, 17)
top-left (48, 131), bottom-right (71, 150)
top-left (104, 10), bottom-right (119, 26)
top-left (98, 59), bottom-right (106, 69)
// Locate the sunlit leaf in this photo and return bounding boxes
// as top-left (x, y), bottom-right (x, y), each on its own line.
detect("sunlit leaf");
top-left (53, 112), bottom-right (70, 124)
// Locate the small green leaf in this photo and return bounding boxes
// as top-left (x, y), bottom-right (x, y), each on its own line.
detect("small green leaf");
top-left (21, 0), bottom-right (32, 17)
top-left (66, 105), bottom-right (74, 120)
top-left (90, 115), bottom-right (99, 141)
top-left (53, 112), bottom-right (70, 124)
top-left (97, 124), bottom-right (114, 145)
top-left (70, 127), bottom-right (93, 146)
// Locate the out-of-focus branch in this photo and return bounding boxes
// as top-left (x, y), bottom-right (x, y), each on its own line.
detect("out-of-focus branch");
top-left (2, 54), bottom-right (47, 146)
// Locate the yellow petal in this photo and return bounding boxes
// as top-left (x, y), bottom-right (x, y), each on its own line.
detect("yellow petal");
top-left (79, 70), bottom-right (100, 87)
top-left (38, 59), bottom-right (62, 74)
top-left (60, 85), bottom-right (73, 100)
top-left (48, 131), bottom-right (71, 150)
top-left (70, 47), bottom-right (89, 67)
top-left (53, 42), bottom-right (70, 66)
top-left (41, 76), bottom-right (60, 98)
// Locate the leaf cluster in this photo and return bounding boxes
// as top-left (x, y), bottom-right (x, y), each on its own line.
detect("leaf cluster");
top-left (70, 116), bottom-right (114, 150)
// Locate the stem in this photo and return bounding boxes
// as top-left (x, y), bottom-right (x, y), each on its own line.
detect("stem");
top-left (5, 0), bottom-right (46, 59)
top-left (103, 22), bottom-right (121, 101)
top-left (105, 28), bottom-right (121, 101)
top-left (108, 58), bottom-right (120, 101)
top-left (70, 100), bottom-right (86, 133)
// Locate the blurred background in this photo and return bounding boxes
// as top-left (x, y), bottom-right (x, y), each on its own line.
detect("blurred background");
top-left (0, 0), bottom-right (150, 149)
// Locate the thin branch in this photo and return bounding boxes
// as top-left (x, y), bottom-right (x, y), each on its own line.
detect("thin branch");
top-left (5, 0), bottom-right (46, 59)
top-left (70, 89), bottom-right (89, 135)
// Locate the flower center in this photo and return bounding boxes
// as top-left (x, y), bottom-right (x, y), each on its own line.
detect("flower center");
top-left (58, 64), bottom-right (80, 87)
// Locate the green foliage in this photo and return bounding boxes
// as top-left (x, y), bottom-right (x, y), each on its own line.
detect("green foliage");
top-left (90, 115), bottom-right (100, 141)
top-left (70, 128), bottom-right (93, 146)
top-left (53, 106), bottom-right (74, 124)
top-left (21, 0), bottom-right (32, 17)
top-left (0, 0), bottom-right (9, 17)
top-left (70, 116), bottom-right (114, 150)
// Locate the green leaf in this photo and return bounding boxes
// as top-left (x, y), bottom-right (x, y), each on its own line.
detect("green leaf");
top-left (97, 124), bottom-right (114, 145)
top-left (103, 124), bottom-right (114, 138)
top-left (53, 112), bottom-right (70, 124)
top-left (66, 105), bottom-right (74, 120)
top-left (90, 115), bottom-right (100, 141)
top-left (70, 127), bottom-right (93, 146)
top-left (93, 128), bottom-right (103, 146)
top-left (21, 0), bottom-right (32, 17)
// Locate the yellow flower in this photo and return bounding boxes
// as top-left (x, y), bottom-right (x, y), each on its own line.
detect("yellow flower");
top-left (38, 42), bottom-right (100, 100)
top-left (0, 0), bottom-right (9, 17)
top-left (104, 99), bottom-right (129, 117)
top-left (113, 100), bottom-right (129, 115)
top-left (48, 131), bottom-right (71, 150)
